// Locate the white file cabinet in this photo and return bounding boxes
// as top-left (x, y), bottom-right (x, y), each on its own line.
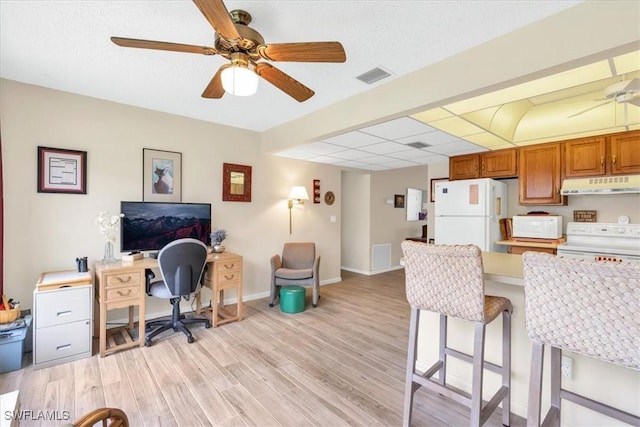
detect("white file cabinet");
top-left (33, 271), bottom-right (93, 370)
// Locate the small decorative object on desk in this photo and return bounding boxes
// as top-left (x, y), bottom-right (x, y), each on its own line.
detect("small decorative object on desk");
top-left (95, 211), bottom-right (124, 262)
top-left (210, 228), bottom-right (227, 253)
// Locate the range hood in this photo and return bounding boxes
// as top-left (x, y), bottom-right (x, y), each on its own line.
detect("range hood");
top-left (561, 175), bottom-right (640, 195)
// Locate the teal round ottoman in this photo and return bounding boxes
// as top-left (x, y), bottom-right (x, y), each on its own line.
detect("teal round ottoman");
top-left (279, 286), bottom-right (306, 313)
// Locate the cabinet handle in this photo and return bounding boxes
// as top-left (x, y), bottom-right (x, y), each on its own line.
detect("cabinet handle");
top-left (474, 164), bottom-right (478, 171)
top-left (481, 163), bottom-right (485, 171)
top-left (612, 155), bottom-right (616, 166)
top-left (224, 274), bottom-right (235, 280)
top-left (224, 263), bottom-right (235, 270)
top-left (56, 310), bottom-right (72, 317)
top-left (600, 156), bottom-right (605, 167)
top-left (116, 276), bottom-right (132, 283)
top-left (116, 289), bottom-right (132, 297)
top-left (56, 344), bottom-right (71, 351)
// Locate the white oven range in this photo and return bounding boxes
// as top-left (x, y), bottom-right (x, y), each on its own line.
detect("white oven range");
top-left (556, 222), bottom-right (640, 262)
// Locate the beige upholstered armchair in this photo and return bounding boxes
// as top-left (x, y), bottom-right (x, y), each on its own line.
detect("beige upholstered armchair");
top-left (270, 242), bottom-right (321, 308)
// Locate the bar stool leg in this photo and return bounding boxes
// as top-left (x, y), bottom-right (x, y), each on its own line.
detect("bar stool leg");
top-left (527, 341), bottom-right (544, 426)
top-left (470, 322), bottom-right (486, 427)
top-left (502, 310), bottom-right (511, 427)
top-left (438, 313), bottom-right (448, 386)
top-left (403, 307), bottom-right (420, 427)
top-left (544, 347), bottom-right (562, 426)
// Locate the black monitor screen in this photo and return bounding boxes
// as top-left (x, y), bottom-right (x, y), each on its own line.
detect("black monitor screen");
top-left (120, 201), bottom-right (211, 253)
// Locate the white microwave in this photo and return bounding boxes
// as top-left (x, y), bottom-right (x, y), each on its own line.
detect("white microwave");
top-left (512, 215), bottom-right (563, 239)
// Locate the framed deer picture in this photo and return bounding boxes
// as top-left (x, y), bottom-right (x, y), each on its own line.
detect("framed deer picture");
top-left (143, 148), bottom-right (182, 202)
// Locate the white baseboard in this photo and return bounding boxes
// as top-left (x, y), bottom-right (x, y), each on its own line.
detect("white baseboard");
top-left (341, 265), bottom-right (404, 276)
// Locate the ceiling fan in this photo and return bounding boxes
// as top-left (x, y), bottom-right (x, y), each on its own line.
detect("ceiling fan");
top-left (568, 78), bottom-right (640, 118)
top-left (110, 0), bottom-right (346, 102)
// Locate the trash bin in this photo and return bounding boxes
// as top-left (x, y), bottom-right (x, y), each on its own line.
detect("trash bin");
top-left (279, 286), bottom-right (306, 314)
top-left (0, 315), bottom-right (32, 374)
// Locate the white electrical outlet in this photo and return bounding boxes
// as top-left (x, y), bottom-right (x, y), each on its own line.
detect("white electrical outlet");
top-left (562, 355), bottom-right (573, 379)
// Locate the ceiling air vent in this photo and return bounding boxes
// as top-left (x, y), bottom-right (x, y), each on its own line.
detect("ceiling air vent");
top-left (356, 67), bottom-right (392, 84)
top-left (407, 142), bottom-right (430, 149)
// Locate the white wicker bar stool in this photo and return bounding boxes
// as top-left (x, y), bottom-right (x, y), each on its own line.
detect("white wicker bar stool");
top-left (523, 252), bottom-right (640, 426)
top-left (401, 241), bottom-right (512, 427)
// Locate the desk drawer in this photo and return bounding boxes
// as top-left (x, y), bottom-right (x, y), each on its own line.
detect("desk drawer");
top-left (105, 271), bottom-right (142, 287)
top-left (105, 285), bottom-right (142, 302)
top-left (34, 320), bottom-right (91, 364)
top-left (35, 286), bottom-right (92, 328)
top-left (214, 259), bottom-right (241, 274)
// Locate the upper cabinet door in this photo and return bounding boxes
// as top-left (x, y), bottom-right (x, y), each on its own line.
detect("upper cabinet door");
top-left (609, 130), bottom-right (640, 175)
top-left (564, 137), bottom-right (606, 177)
top-left (481, 148), bottom-right (517, 178)
top-left (519, 142), bottom-right (565, 205)
top-left (449, 154), bottom-right (480, 180)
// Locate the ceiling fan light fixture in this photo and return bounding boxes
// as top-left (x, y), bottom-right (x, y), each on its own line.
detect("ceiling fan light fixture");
top-left (221, 64), bottom-right (259, 96)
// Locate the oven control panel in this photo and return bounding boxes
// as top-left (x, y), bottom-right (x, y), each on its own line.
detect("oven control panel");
top-left (565, 222), bottom-right (640, 237)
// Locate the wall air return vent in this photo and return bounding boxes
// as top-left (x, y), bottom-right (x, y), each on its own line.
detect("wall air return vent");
top-left (356, 67), bottom-right (392, 84)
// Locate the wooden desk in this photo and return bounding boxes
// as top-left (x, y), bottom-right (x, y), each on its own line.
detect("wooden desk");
top-left (93, 251), bottom-right (243, 357)
top-left (195, 252), bottom-right (243, 327)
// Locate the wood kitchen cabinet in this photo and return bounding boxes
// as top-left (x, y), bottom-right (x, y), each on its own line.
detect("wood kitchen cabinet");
top-left (564, 130), bottom-right (640, 177)
top-left (564, 136), bottom-right (607, 177)
top-left (518, 142), bottom-right (566, 205)
top-left (609, 130), bottom-right (640, 175)
top-left (449, 148), bottom-right (517, 180)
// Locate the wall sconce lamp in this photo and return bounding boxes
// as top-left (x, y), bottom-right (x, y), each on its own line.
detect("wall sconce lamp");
top-left (288, 186), bottom-right (309, 234)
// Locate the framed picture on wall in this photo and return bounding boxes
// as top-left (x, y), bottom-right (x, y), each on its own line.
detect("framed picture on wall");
top-left (222, 163), bottom-right (252, 202)
top-left (143, 148), bottom-right (182, 202)
top-left (37, 146), bottom-right (87, 194)
top-left (394, 194), bottom-right (405, 208)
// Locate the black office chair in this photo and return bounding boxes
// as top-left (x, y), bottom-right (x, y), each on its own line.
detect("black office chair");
top-left (144, 238), bottom-right (211, 346)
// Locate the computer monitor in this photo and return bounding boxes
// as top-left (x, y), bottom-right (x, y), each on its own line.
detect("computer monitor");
top-left (120, 201), bottom-right (211, 253)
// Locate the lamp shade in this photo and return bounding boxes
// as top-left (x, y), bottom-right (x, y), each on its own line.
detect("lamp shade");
top-left (288, 186), bottom-right (309, 200)
top-left (221, 65), bottom-right (259, 96)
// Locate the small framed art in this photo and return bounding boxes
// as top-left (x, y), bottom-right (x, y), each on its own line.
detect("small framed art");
top-left (222, 163), bottom-right (252, 202)
top-left (143, 148), bottom-right (182, 202)
top-left (37, 146), bottom-right (87, 194)
top-left (394, 194), bottom-right (405, 208)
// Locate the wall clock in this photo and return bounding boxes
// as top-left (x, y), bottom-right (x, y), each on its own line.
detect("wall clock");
top-left (324, 191), bottom-right (335, 205)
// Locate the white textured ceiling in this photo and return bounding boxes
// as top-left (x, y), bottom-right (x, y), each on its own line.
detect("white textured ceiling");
top-left (0, 0), bottom-right (581, 134)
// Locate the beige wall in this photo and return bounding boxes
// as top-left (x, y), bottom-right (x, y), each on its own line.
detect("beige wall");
top-left (0, 79), bottom-right (342, 320)
top-left (341, 171), bottom-right (370, 272)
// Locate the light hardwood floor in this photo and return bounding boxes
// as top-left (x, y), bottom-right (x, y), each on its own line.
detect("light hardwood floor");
top-left (1, 269), bottom-right (524, 426)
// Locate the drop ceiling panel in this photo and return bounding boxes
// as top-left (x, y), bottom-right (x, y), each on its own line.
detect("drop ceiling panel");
top-left (395, 130), bottom-right (464, 146)
top-left (359, 117), bottom-right (435, 140)
top-left (321, 131), bottom-right (386, 148)
top-left (358, 141), bottom-right (414, 155)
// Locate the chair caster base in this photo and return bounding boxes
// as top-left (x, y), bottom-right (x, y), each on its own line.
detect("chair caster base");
top-left (312, 304), bottom-right (317, 308)
top-left (269, 303), bottom-right (274, 308)
top-left (205, 321), bottom-right (211, 329)
top-left (145, 338), bottom-right (152, 347)
top-left (187, 336), bottom-right (194, 344)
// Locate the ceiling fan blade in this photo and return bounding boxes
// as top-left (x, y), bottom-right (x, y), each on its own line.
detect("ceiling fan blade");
top-left (111, 37), bottom-right (217, 55)
top-left (568, 100), bottom-right (612, 118)
top-left (255, 63), bottom-right (314, 102)
top-left (201, 65), bottom-right (227, 98)
top-left (629, 97), bottom-right (640, 107)
top-left (192, 0), bottom-right (240, 41)
top-left (257, 42), bottom-right (346, 62)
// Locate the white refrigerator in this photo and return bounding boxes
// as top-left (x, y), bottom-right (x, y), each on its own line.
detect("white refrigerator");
top-left (434, 178), bottom-right (508, 252)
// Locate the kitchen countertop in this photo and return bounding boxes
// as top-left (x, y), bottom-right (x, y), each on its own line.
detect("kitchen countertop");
top-left (495, 238), bottom-right (565, 249)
